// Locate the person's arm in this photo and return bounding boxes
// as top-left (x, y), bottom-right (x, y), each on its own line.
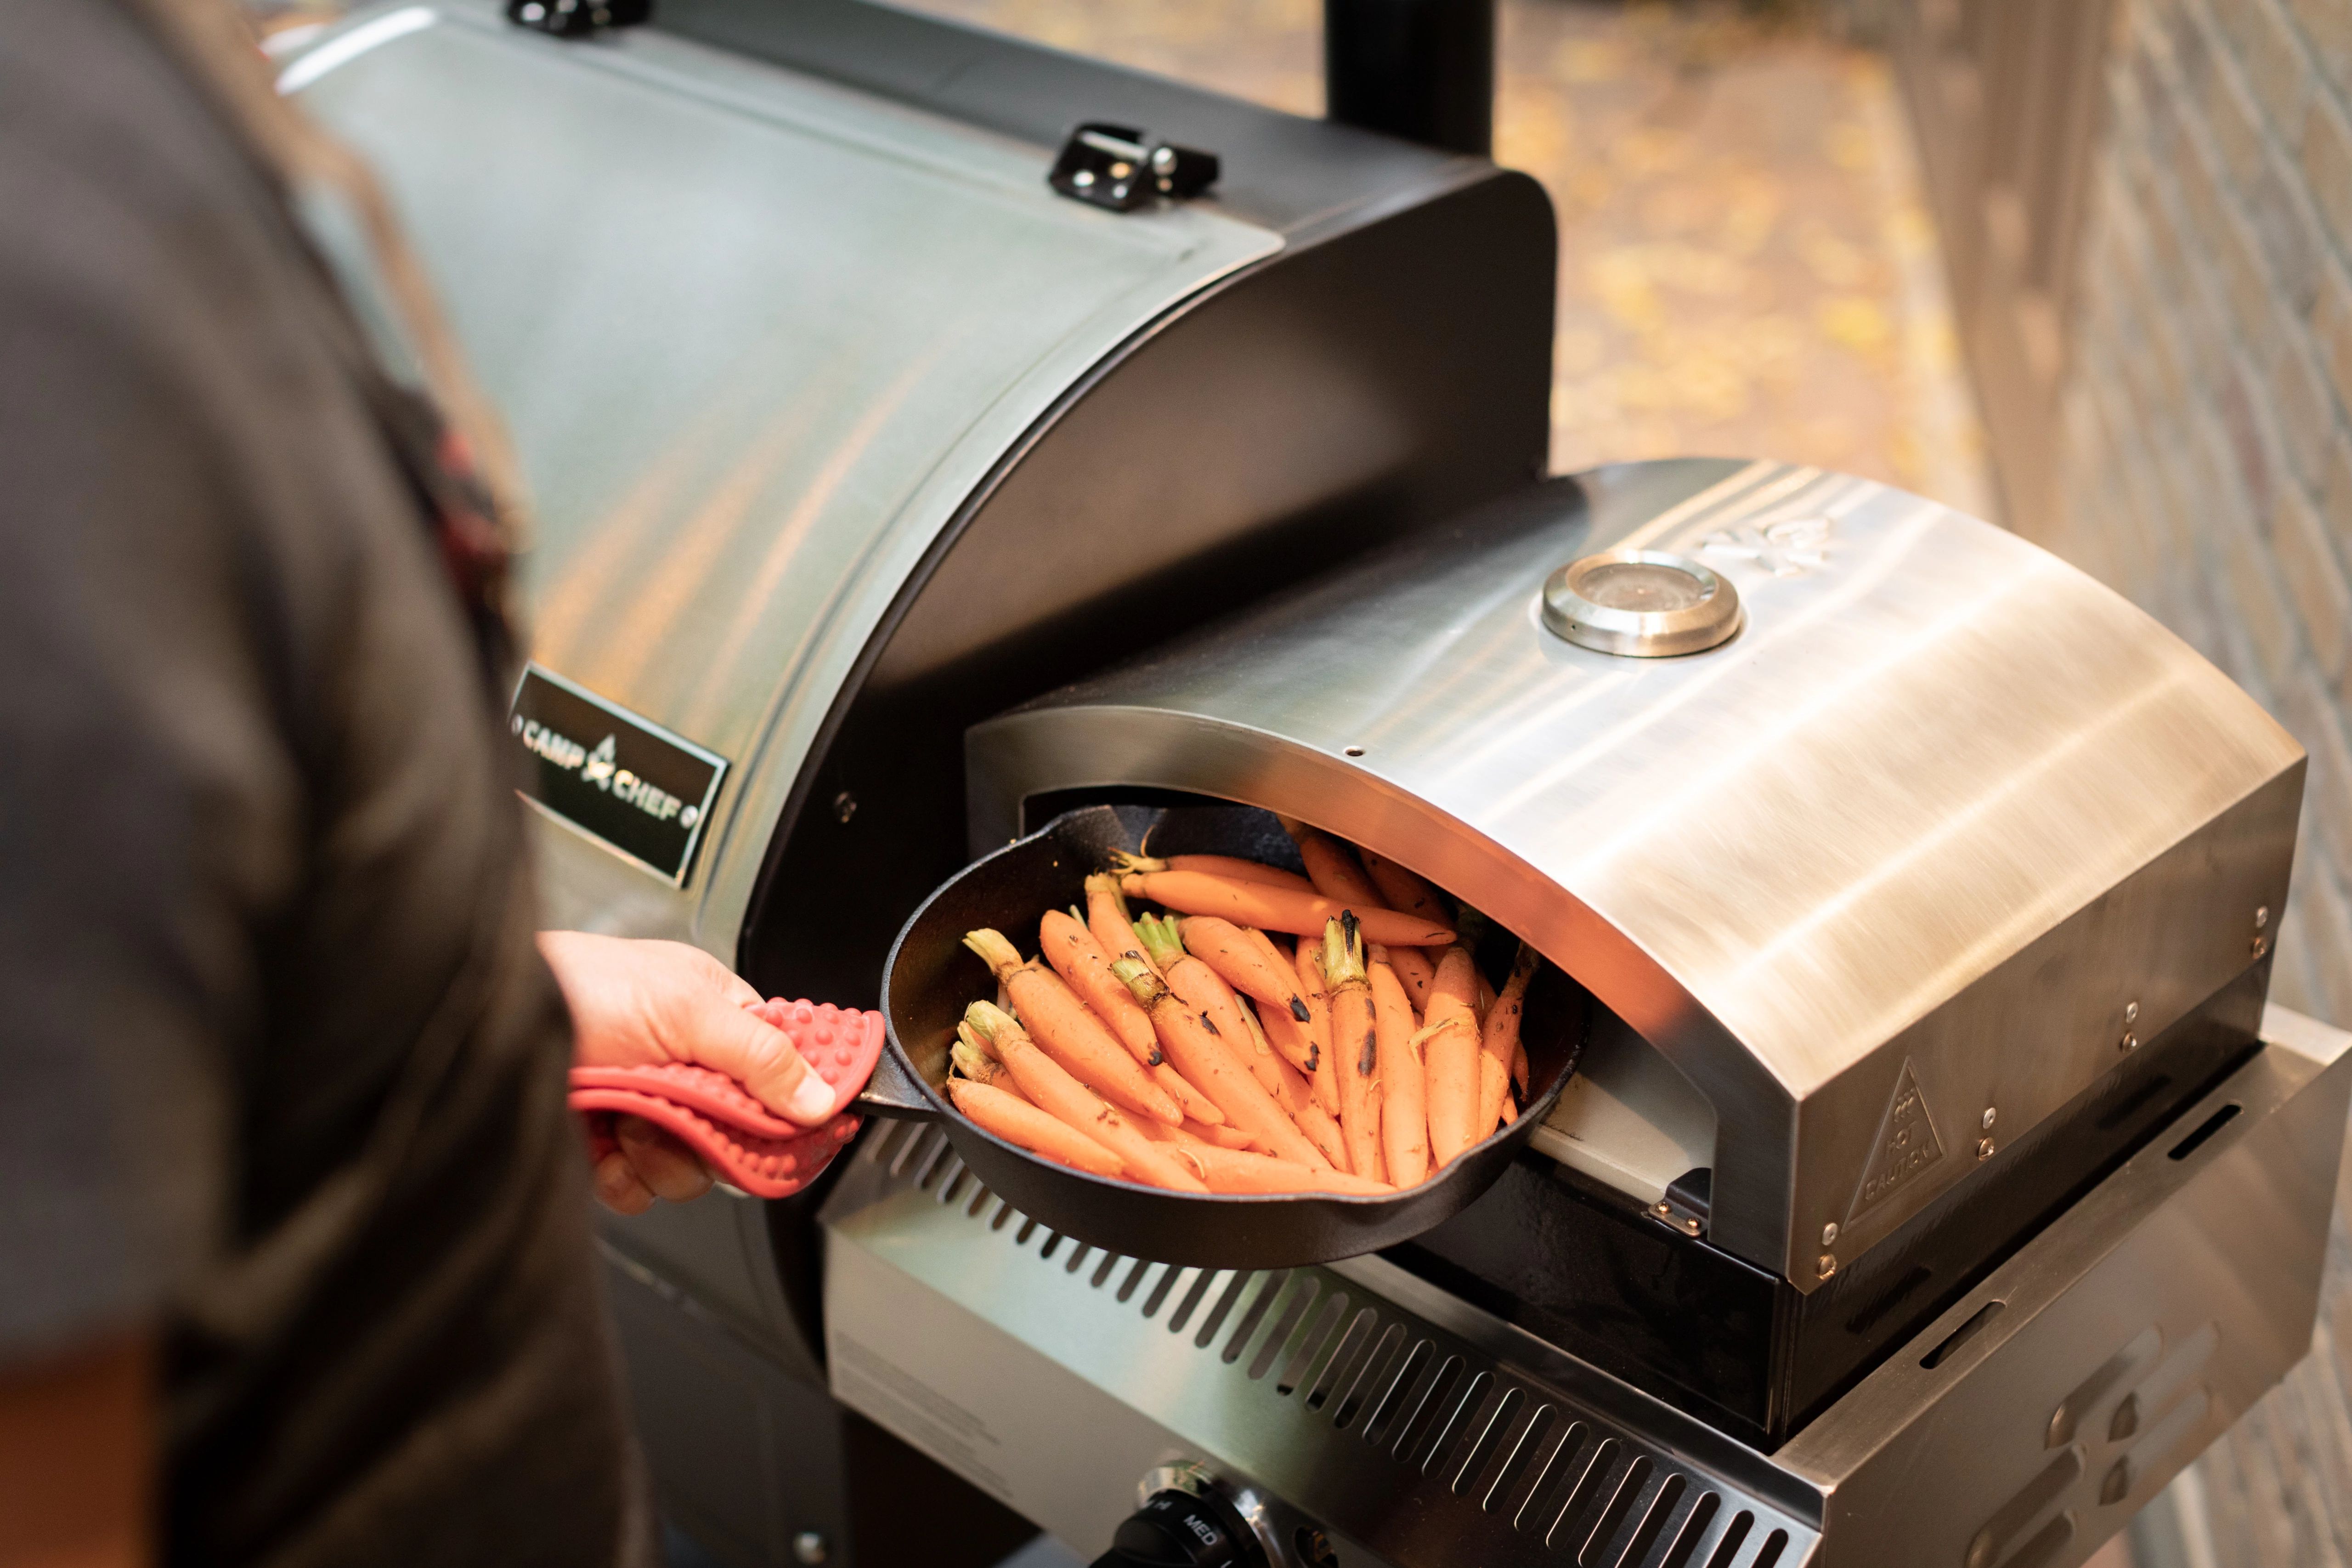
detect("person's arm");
top-left (0, 1334), bottom-right (151, 1568)
top-left (537, 933), bottom-right (837, 1213)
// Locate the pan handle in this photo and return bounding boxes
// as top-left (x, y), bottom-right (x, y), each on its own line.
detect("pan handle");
top-left (854, 1042), bottom-right (941, 1121)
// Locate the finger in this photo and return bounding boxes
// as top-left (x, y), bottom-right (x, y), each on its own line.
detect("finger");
top-left (616, 1115), bottom-right (714, 1203)
top-left (594, 1149), bottom-right (655, 1215)
top-left (673, 995), bottom-right (834, 1125)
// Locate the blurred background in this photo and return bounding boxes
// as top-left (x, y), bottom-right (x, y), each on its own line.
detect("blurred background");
top-left (244, 0), bottom-right (2352, 1562)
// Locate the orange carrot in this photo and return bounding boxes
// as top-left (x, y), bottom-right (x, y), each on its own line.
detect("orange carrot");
top-left (1138, 1116), bottom-right (1258, 1155)
top-left (1111, 958), bottom-right (1334, 1171)
top-left (1323, 917), bottom-right (1383, 1180)
top-left (1119, 869), bottom-right (1453, 948)
top-left (1388, 945), bottom-right (1438, 1012)
top-left (1139, 914), bottom-right (1293, 1107)
top-left (1040, 909), bottom-right (1160, 1060)
top-left (1499, 1096), bottom-right (1518, 1126)
top-left (1292, 938), bottom-right (1342, 1116)
top-left (1085, 874), bottom-right (1156, 975)
top-left (1278, 816), bottom-right (1387, 910)
top-left (964, 1004), bottom-right (1208, 1192)
top-left (1422, 945), bottom-right (1484, 1166)
top-left (1369, 948), bottom-right (1429, 1187)
top-left (1176, 1143), bottom-right (1392, 1195)
top-left (1479, 945), bottom-right (1538, 1137)
top-left (1249, 1008), bottom-right (1318, 1118)
top-left (1360, 849), bottom-right (1453, 941)
top-left (1111, 850), bottom-right (1314, 894)
top-left (1475, 1051), bottom-right (1510, 1147)
top-left (950, 1028), bottom-right (1020, 1094)
top-left (1511, 1039), bottom-right (1528, 1093)
top-left (963, 929), bottom-right (1183, 1126)
top-left (1257, 996), bottom-right (1322, 1084)
top-left (946, 1078), bottom-right (1124, 1177)
top-left (1294, 1100), bottom-right (1351, 1173)
top-left (1177, 916), bottom-right (1311, 1020)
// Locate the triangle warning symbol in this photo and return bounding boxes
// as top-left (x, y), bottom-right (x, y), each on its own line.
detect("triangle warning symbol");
top-left (1848, 1058), bottom-right (1945, 1223)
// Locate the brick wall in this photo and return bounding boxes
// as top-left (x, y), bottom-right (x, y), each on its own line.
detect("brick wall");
top-left (2048, 4), bottom-right (2352, 1562)
top-left (2052, 0), bottom-right (2352, 1033)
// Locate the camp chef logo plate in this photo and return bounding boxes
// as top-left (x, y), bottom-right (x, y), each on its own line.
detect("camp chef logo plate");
top-left (508, 664), bottom-right (727, 886)
top-left (1848, 1057), bottom-right (1946, 1224)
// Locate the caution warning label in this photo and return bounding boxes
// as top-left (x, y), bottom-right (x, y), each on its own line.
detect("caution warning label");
top-left (1849, 1058), bottom-right (1946, 1222)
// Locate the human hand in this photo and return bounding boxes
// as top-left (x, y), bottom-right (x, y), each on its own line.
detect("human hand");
top-left (538, 931), bottom-right (837, 1214)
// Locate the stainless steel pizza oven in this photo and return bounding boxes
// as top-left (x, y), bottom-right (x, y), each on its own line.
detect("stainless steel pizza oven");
top-left (285, 6), bottom-right (2352, 1568)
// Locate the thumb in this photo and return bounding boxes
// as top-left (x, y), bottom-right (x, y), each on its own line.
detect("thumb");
top-left (672, 996), bottom-right (837, 1125)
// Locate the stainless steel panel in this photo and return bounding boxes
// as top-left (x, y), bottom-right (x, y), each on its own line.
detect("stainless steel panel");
top-left (821, 1008), bottom-right (2350, 1568)
top-left (287, 1), bottom-right (1281, 951)
top-left (966, 459), bottom-right (2303, 1285)
top-left (1780, 1004), bottom-right (2352, 1568)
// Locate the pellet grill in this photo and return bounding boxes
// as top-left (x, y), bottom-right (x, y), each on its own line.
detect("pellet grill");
top-left (284, 5), bottom-right (2352, 1567)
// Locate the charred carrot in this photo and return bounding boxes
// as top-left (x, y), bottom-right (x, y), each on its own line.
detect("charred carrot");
top-left (1369, 948), bottom-right (1429, 1187)
top-left (1244, 1004), bottom-right (1318, 1118)
top-left (1111, 957), bottom-right (1334, 1171)
top-left (1423, 945), bottom-right (1484, 1166)
top-left (1323, 916), bottom-right (1384, 1180)
top-left (1040, 909), bottom-right (1160, 1060)
top-left (1360, 849), bottom-right (1453, 940)
top-left (1177, 916), bottom-right (1311, 1020)
top-left (1085, 874), bottom-right (1157, 976)
top-left (1138, 914), bottom-right (1295, 1106)
top-left (947, 1078), bottom-right (1124, 1177)
top-left (1176, 1143), bottom-right (1392, 1196)
top-left (1479, 945), bottom-right (1538, 1136)
top-left (964, 1003), bottom-right (1207, 1192)
top-left (1257, 995), bottom-right (1322, 1083)
top-left (1388, 944), bottom-right (1438, 1012)
top-left (1292, 938), bottom-right (1342, 1117)
top-left (1110, 850), bottom-right (1315, 893)
top-left (963, 929), bottom-right (1184, 1126)
top-left (1119, 869), bottom-right (1453, 948)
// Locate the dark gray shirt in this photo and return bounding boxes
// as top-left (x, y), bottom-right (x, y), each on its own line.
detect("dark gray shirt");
top-left (0, 2), bottom-right (643, 1562)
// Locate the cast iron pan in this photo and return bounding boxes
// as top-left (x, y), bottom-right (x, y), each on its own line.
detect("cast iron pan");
top-left (858, 802), bottom-right (1591, 1268)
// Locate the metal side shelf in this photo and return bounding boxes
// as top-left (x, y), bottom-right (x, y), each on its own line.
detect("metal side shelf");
top-left (819, 1123), bottom-right (1818, 1568)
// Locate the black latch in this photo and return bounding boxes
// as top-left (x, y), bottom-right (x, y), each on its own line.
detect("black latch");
top-left (1651, 1166), bottom-right (1712, 1238)
top-left (507, 0), bottom-right (648, 38)
top-left (1049, 124), bottom-right (1221, 213)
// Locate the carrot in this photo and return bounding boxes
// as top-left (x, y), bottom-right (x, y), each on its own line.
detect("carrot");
top-left (1040, 909), bottom-right (1160, 1063)
top-left (1388, 945), bottom-right (1438, 1012)
top-left (1110, 958), bottom-right (1334, 1171)
top-left (1291, 938), bottom-right (1342, 1116)
top-left (1511, 1040), bottom-right (1528, 1093)
top-left (1110, 850), bottom-right (1314, 894)
top-left (1322, 916), bottom-right (1384, 1180)
top-left (1136, 1116), bottom-right (1258, 1157)
top-left (1243, 1004), bottom-right (1317, 1118)
top-left (964, 1003), bottom-right (1207, 1193)
top-left (1499, 1096), bottom-right (1518, 1126)
top-left (1294, 1100), bottom-right (1351, 1173)
top-left (1475, 1051), bottom-right (1510, 1146)
top-left (1177, 916), bottom-right (1311, 1021)
top-left (1369, 948), bottom-right (1429, 1187)
top-left (1119, 869), bottom-right (1453, 948)
top-left (1257, 996), bottom-right (1323, 1085)
top-left (1479, 945), bottom-right (1538, 1136)
top-left (950, 1028), bottom-right (1021, 1094)
top-left (946, 1078), bottom-right (1124, 1178)
top-left (963, 929), bottom-right (1184, 1126)
top-left (1085, 874), bottom-right (1156, 975)
top-left (1138, 914), bottom-right (1294, 1107)
top-left (1422, 945), bottom-right (1484, 1166)
top-left (1176, 1143), bottom-right (1392, 1196)
top-left (1360, 849), bottom-right (1453, 941)
top-left (1278, 816), bottom-right (1387, 910)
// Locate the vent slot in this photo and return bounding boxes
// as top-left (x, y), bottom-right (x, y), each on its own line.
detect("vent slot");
top-left (1484, 1403), bottom-right (1560, 1517)
top-left (1038, 1231), bottom-right (1066, 1261)
top-left (1363, 1338), bottom-right (1433, 1443)
top-left (1195, 1272), bottom-right (1254, 1347)
top-left (936, 1161), bottom-right (970, 1205)
top-left (1923, 1300), bottom-right (2005, 1370)
top-left (1576, 1453), bottom-right (1653, 1565)
top-left (1332, 1324), bottom-right (1408, 1428)
top-left (1278, 1292), bottom-right (1351, 1396)
top-left (1305, 1308), bottom-right (1380, 1411)
top-left (1225, 1272), bottom-right (1288, 1364)
top-left (1395, 1355), bottom-right (1466, 1466)
top-left (1424, 1370), bottom-right (1496, 1475)
top-left (1091, 1251), bottom-right (1123, 1290)
top-left (2167, 1103), bottom-right (2241, 1161)
top-left (1617, 1471), bottom-right (1687, 1567)
top-left (1751, 1528), bottom-right (1790, 1568)
top-left (1701, 1511), bottom-right (1753, 1568)
top-left (1546, 1438), bottom-right (1622, 1551)
top-left (1140, 1264), bottom-right (1186, 1319)
top-left (1659, 1490), bottom-right (1721, 1568)
top-left (1516, 1421), bottom-right (1590, 1534)
top-left (1117, 1257), bottom-right (1152, 1303)
top-left (1167, 1268), bottom-right (1221, 1334)
top-left (1453, 1386), bottom-right (1528, 1494)
top-left (1252, 1278), bottom-right (1321, 1381)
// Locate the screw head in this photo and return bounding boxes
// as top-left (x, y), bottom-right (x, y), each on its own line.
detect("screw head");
top-left (793, 1532), bottom-right (828, 1566)
top-left (1653, 1200), bottom-right (1672, 1219)
top-left (2120, 1032), bottom-right (2137, 1053)
top-left (1976, 1137), bottom-right (1996, 1161)
top-left (1981, 1106), bottom-right (1997, 1130)
top-left (2256, 906), bottom-right (2270, 929)
top-left (1821, 1221), bottom-right (1839, 1246)
top-left (1680, 1216), bottom-right (1702, 1236)
top-left (833, 790), bottom-right (857, 824)
top-left (1818, 1253), bottom-right (1838, 1279)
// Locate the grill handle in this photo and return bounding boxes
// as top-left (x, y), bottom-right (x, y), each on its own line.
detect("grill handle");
top-left (854, 1043), bottom-right (940, 1121)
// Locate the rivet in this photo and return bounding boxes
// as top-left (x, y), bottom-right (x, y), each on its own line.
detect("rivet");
top-left (2119, 1032), bottom-right (2137, 1053)
top-left (2124, 1000), bottom-right (2139, 1023)
top-left (1653, 1201), bottom-right (1672, 1219)
top-left (1680, 1217), bottom-right (1702, 1236)
top-left (1821, 1221), bottom-right (1839, 1246)
top-left (833, 791), bottom-right (858, 824)
top-left (793, 1532), bottom-right (828, 1566)
top-left (1818, 1253), bottom-right (1838, 1280)
top-left (1976, 1137), bottom-right (1996, 1160)
top-left (2255, 906), bottom-right (2270, 929)
top-left (1981, 1106), bottom-right (1997, 1130)
top-left (2252, 934), bottom-right (2270, 958)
